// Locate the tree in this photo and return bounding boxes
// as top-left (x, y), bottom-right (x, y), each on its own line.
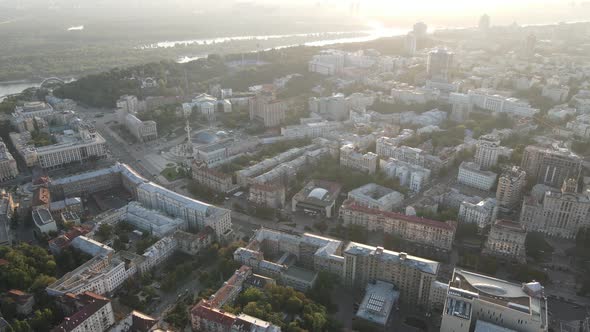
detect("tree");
top-left (1, 297), bottom-right (17, 320)
top-left (285, 296), bottom-right (303, 314)
top-left (29, 308), bottom-right (54, 332)
top-left (95, 224), bottom-right (113, 241)
top-left (525, 232), bottom-right (554, 261)
top-left (10, 319), bottom-right (32, 332)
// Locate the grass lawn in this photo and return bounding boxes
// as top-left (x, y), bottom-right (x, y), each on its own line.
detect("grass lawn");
top-left (161, 167), bottom-right (181, 181)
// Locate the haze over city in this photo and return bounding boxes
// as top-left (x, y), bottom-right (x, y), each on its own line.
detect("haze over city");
top-left (2, 1), bottom-right (590, 332)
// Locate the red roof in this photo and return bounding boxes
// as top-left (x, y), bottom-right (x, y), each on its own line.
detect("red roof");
top-left (342, 200), bottom-right (456, 231)
top-left (191, 301), bottom-right (236, 327)
top-left (52, 292), bottom-right (110, 332)
top-left (0, 259), bottom-right (9, 266)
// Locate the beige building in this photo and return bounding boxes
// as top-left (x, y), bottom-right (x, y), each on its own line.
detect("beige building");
top-left (340, 199), bottom-right (456, 251)
top-left (440, 268), bottom-right (548, 332)
top-left (483, 220), bottom-right (527, 263)
top-left (496, 166), bottom-right (527, 210)
top-left (0, 140), bottom-right (18, 181)
top-left (0, 190), bottom-right (15, 246)
top-left (125, 113), bottom-right (157, 142)
top-left (340, 144), bottom-right (378, 174)
top-left (249, 92), bottom-right (287, 127)
top-left (192, 161), bottom-right (235, 193)
top-left (520, 179), bottom-right (590, 239)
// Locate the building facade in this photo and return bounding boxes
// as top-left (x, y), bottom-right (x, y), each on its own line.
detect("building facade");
top-left (483, 220), bottom-right (527, 263)
top-left (0, 140), bottom-right (18, 181)
top-left (440, 269), bottom-right (548, 332)
top-left (340, 199), bottom-right (456, 251)
top-left (192, 161), bottom-right (235, 193)
top-left (521, 145), bottom-right (582, 188)
top-left (474, 135), bottom-right (501, 170)
top-left (457, 162), bottom-right (497, 191)
top-left (496, 166), bottom-right (527, 210)
top-left (458, 198), bottom-right (498, 229)
top-left (340, 144), bottom-right (377, 174)
top-left (380, 158), bottom-right (431, 192)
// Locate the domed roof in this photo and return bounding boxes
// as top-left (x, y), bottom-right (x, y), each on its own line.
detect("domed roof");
top-left (193, 131), bottom-right (218, 144)
top-left (308, 188), bottom-right (328, 200)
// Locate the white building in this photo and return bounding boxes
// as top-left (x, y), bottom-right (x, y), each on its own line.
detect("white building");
top-left (457, 161), bottom-right (498, 191)
top-left (308, 52), bottom-right (345, 75)
top-left (140, 236), bottom-right (178, 273)
top-left (281, 121), bottom-right (343, 139)
top-left (340, 144), bottom-right (377, 174)
top-left (309, 94), bottom-right (349, 121)
top-left (348, 183), bottom-right (404, 211)
top-left (542, 84), bottom-right (570, 103)
top-left (137, 182), bottom-right (232, 239)
top-left (572, 90), bottom-right (590, 113)
top-left (54, 292), bottom-right (115, 332)
top-left (116, 95), bottom-right (139, 114)
top-left (47, 253), bottom-right (141, 296)
top-left (32, 207), bottom-right (58, 234)
top-left (468, 89), bottom-right (539, 117)
top-left (10, 124), bottom-right (108, 170)
top-left (458, 197), bottom-right (498, 229)
top-left (375, 130), bottom-right (416, 158)
top-left (440, 269), bottom-right (548, 332)
top-left (356, 281), bottom-right (399, 327)
top-left (475, 135), bottom-right (501, 170)
top-left (123, 113), bottom-right (157, 143)
top-left (71, 236), bottom-right (114, 257)
top-left (380, 158), bottom-right (431, 192)
top-left (123, 202), bottom-right (187, 237)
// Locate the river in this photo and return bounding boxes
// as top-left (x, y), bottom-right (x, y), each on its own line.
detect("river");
top-left (0, 81), bottom-right (41, 101)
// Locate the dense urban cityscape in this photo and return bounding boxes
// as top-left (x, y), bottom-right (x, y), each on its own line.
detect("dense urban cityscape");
top-left (2, 6), bottom-right (590, 332)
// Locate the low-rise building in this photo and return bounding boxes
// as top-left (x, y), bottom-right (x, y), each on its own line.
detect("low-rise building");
top-left (440, 268), bottom-right (548, 332)
top-left (355, 281), bottom-right (399, 327)
top-left (340, 144), bottom-right (377, 174)
top-left (347, 183), bottom-right (404, 211)
top-left (48, 226), bottom-right (91, 255)
top-left (457, 161), bottom-right (497, 191)
top-left (458, 198), bottom-right (498, 229)
top-left (280, 121), bottom-right (343, 139)
top-left (140, 236), bottom-right (177, 273)
top-left (483, 220), bottom-right (527, 263)
top-left (109, 310), bottom-right (158, 332)
top-left (71, 236), bottom-right (114, 257)
top-left (52, 292), bottom-right (115, 332)
top-left (340, 199), bottom-right (456, 251)
top-left (33, 207), bottom-right (58, 235)
top-left (566, 114), bottom-right (590, 139)
top-left (291, 180), bottom-right (342, 218)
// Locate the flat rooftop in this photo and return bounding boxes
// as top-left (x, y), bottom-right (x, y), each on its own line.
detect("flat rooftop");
top-left (284, 266), bottom-right (317, 283)
top-left (356, 280), bottom-right (399, 326)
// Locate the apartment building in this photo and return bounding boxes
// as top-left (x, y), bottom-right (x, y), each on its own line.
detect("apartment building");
top-left (467, 89), bottom-right (539, 117)
top-left (249, 92), bottom-right (287, 127)
top-left (440, 269), bottom-right (548, 332)
top-left (384, 145), bottom-right (444, 174)
top-left (140, 236), bottom-right (178, 273)
top-left (124, 113), bottom-right (157, 143)
top-left (496, 166), bottom-right (527, 210)
top-left (474, 135), bottom-right (501, 170)
top-left (0, 140), bottom-right (18, 181)
top-left (53, 292), bottom-right (115, 332)
top-left (483, 220), bottom-right (527, 263)
top-left (458, 198), bottom-right (498, 229)
top-left (520, 179), bottom-right (590, 239)
top-left (457, 162), bottom-right (497, 191)
top-left (521, 145), bottom-right (582, 188)
top-left (47, 253), bottom-right (142, 296)
top-left (375, 130), bottom-right (416, 158)
top-left (340, 144), bottom-right (377, 174)
top-left (8, 132), bottom-right (38, 167)
top-left (248, 183), bottom-right (286, 209)
top-left (340, 199), bottom-right (456, 251)
top-left (235, 229), bottom-right (439, 307)
top-left (380, 158), bottom-right (431, 192)
top-left (308, 94), bottom-right (349, 121)
top-left (191, 161), bottom-right (235, 193)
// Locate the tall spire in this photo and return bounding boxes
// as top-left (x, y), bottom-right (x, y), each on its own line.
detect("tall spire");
top-left (185, 119), bottom-right (193, 155)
